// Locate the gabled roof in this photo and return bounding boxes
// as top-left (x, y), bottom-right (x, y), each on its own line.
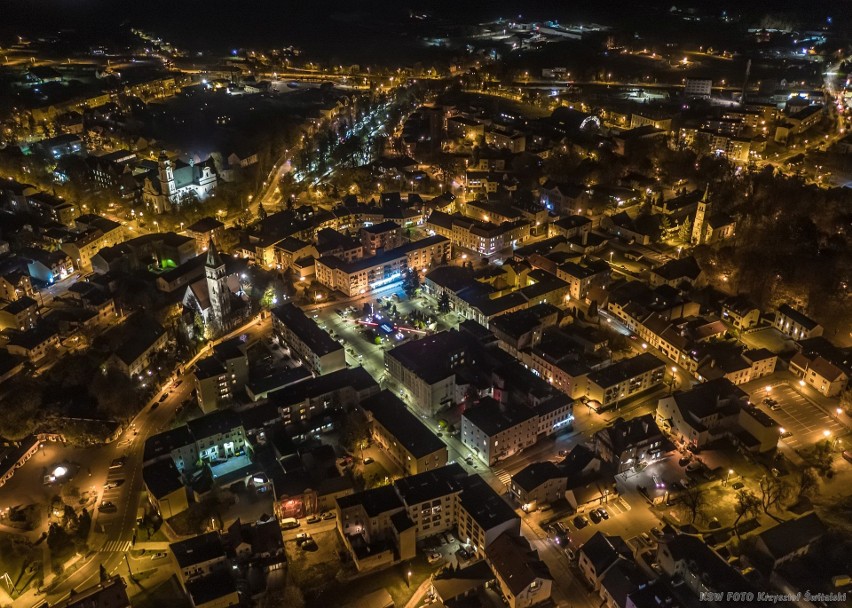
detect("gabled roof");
top-left (580, 532), bottom-right (632, 576)
top-left (487, 532), bottom-right (552, 596)
top-left (756, 513), bottom-right (826, 560)
top-left (511, 461), bottom-right (563, 493)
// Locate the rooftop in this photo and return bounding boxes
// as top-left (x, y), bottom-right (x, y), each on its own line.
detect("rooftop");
top-left (394, 463), bottom-right (466, 506)
top-left (587, 353), bottom-right (665, 389)
top-left (361, 390), bottom-right (446, 459)
top-left (170, 531), bottom-right (225, 568)
top-left (272, 302), bottom-right (342, 357)
top-left (458, 474), bottom-right (518, 533)
top-left (486, 532), bottom-right (552, 595)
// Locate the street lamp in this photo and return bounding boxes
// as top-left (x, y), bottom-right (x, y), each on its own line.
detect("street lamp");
top-left (836, 408), bottom-right (843, 419)
top-left (407, 570), bottom-right (411, 588)
top-left (725, 468), bottom-right (733, 486)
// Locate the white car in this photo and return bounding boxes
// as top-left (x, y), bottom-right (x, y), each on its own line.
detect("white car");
top-left (427, 552), bottom-right (442, 564)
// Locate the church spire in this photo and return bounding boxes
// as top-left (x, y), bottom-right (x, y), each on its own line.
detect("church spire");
top-left (206, 237), bottom-right (222, 268)
top-left (702, 182), bottom-right (710, 202)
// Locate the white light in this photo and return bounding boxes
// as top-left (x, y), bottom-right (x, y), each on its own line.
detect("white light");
top-left (53, 466), bottom-right (68, 477)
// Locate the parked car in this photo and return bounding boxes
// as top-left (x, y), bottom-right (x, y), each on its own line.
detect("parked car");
top-left (589, 510), bottom-right (602, 524)
top-left (597, 508), bottom-right (609, 520)
top-left (306, 515), bottom-right (321, 524)
top-left (427, 552), bottom-right (442, 564)
top-left (573, 515), bottom-right (589, 529)
top-left (321, 511), bottom-right (335, 520)
top-left (652, 474), bottom-right (665, 488)
top-left (151, 552), bottom-right (167, 560)
top-left (640, 532), bottom-right (653, 544)
top-left (295, 532), bottom-right (312, 545)
top-left (98, 501), bottom-right (117, 513)
top-left (651, 527), bottom-right (664, 538)
top-left (363, 457), bottom-right (374, 465)
top-left (678, 456), bottom-right (691, 467)
top-left (109, 457), bottom-right (126, 470)
top-left (732, 481), bottom-right (745, 490)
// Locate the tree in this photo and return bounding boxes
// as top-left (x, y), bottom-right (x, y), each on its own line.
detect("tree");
top-left (678, 217), bottom-right (692, 243)
top-left (402, 268), bottom-right (420, 298)
top-left (680, 485), bottom-right (707, 524)
top-left (802, 439), bottom-right (834, 477)
top-left (732, 489), bottom-right (761, 539)
top-left (257, 202), bottom-right (267, 221)
top-left (338, 410), bottom-right (370, 455)
top-left (794, 466), bottom-right (820, 502)
top-left (587, 300), bottom-right (598, 319)
top-left (438, 292), bottom-right (451, 314)
top-left (758, 475), bottom-right (792, 521)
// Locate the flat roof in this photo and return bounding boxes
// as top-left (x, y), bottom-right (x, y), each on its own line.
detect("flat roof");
top-left (362, 390), bottom-right (445, 459)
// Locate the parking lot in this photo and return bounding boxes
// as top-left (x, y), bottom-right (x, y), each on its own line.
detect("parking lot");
top-left (755, 384), bottom-right (846, 451)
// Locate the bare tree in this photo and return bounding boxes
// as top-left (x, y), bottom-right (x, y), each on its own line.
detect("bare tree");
top-left (794, 466), bottom-right (820, 502)
top-left (758, 475), bottom-right (791, 521)
top-left (733, 489), bottom-right (762, 540)
top-left (681, 485), bottom-right (707, 524)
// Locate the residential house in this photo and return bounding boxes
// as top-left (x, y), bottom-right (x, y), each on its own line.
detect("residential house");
top-left (752, 513), bottom-right (826, 570)
top-left (578, 532), bottom-right (633, 590)
top-left (360, 390), bottom-right (448, 475)
top-left (656, 378), bottom-right (779, 453)
top-left (461, 398), bottom-right (538, 466)
top-left (107, 316), bottom-right (167, 378)
top-left (593, 414), bottom-right (669, 473)
top-left (510, 461), bottom-right (567, 511)
top-left (585, 353), bottom-right (666, 411)
top-left (773, 304), bottom-right (822, 340)
top-left (487, 532), bottom-right (553, 608)
top-left (271, 302), bottom-right (345, 375)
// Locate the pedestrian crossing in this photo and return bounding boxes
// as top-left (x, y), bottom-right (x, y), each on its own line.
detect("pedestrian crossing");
top-left (494, 469), bottom-right (512, 488)
top-left (102, 540), bottom-right (132, 553)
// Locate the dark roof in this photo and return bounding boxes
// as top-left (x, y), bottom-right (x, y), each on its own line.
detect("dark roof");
top-left (458, 474), bottom-right (518, 533)
top-left (652, 256), bottom-right (702, 282)
top-left (486, 532), bottom-right (552, 595)
top-left (394, 463), bottom-right (466, 505)
top-left (187, 216), bottom-right (225, 232)
top-left (2, 296), bottom-right (37, 315)
top-left (272, 302), bottom-right (342, 357)
top-left (390, 511), bottom-right (416, 533)
top-left (186, 409), bottom-right (243, 441)
top-left (170, 531), bottom-right (225, 568)
top-left (580, 532), bottom-right (632, 575)
top-left (268, 367), bottom-right (378, 408)
top-left (143, 426), bottom-right (195, 462)
top-left (142, 459), bottom-right (184, 499)
top-left (386, 330), bottom-right (471, 384)
top-left (777, 304), bottom-right (819, 330)
top-left (336, 484), bottom-right (404, 517)
top-left (595, 414), bottom-right (665, 456)
top-left (362, 220), bottom-right (401, 235)
top-left (587, 353), bottom-right (665, 389)
top-left (511, 461), bottom-right (563, 493)
top-left (463, 398), bottom-right (536, 437)
top-left (112, 316), bottom-right (165, 367)
top-left (361, 390), bottom-right (445, 458)
top-left (184, 572), bottom-right (237, 605)
top-left (756, 513), bottom-right (826, 559)
top-left (662, 534), bottom-right (752, 596)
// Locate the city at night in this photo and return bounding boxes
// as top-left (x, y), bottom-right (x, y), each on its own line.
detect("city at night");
top-left (0, 1), bottom-right (850, 607)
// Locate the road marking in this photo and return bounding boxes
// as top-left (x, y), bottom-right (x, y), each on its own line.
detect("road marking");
top-left (494, 469), bottom-right (512, 487)
top-left (102, 540), bottom-right (132, 553)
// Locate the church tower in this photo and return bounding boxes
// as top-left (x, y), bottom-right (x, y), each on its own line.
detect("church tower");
top-left (205, 238), bottom-right (230, 332)
top-left (692, 184), bottom-right (710, 245)
top-left (157, 151), bottom-right (177, 203)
